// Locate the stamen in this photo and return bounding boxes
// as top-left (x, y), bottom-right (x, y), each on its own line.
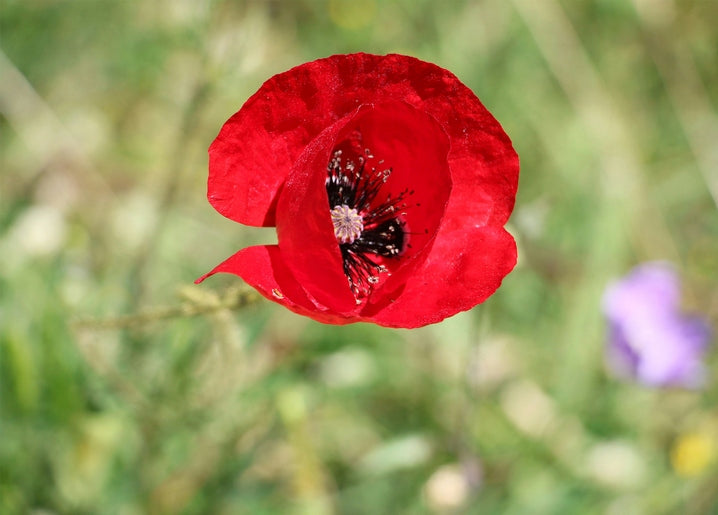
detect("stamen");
top-left (325, 136), bottom-right (415, 298)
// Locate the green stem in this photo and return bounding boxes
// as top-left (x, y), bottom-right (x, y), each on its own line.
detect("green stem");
top-left (72, 285), bottom-right (261, 330)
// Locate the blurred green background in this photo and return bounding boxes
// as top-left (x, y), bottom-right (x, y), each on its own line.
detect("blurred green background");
top-left (1, 0), bottom-right (717, 513)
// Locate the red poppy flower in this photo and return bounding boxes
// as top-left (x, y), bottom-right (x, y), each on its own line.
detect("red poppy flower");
top-left (197, 53), bottom-right (518, 328)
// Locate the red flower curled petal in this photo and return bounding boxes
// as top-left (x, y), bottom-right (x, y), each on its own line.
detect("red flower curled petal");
top-left (275, 111), bottom-right (360, 314)
top-left (362, 225), bottom-right (517, 328)
top-left (196, 245), bottom-right (355, 324)
top-left (199, 53), bottom-right (519, 327)
top-left (275, 100), bottom-right (452, 316)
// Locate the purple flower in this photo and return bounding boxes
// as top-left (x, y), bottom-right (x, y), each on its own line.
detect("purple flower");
top-left (602, 262), bottom-right (712, 388)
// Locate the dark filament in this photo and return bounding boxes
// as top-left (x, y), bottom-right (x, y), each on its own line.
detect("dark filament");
top-left (325, 144), bottom-right (412, 298)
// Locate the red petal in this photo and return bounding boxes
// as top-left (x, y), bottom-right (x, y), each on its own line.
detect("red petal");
top-left (194, 245), bottom-right (355, 325)
top-left (275, 100), bottom-right (453, 315)
top-left (275, 112), bottom-right (361, 314)
top-left (345, 101), bottom-right (451, 301)
top-left (362, 226), bottom-right (517, 328)
top-left (207, 53), bottom-right (517, 229)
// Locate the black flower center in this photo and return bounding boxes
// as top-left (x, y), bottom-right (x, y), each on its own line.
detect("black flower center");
top-left (325, 141), bottom-right (411, 298)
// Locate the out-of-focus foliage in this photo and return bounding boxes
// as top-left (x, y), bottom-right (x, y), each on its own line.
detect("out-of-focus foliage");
top-left (1, 0), bottom-right (717, 513)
